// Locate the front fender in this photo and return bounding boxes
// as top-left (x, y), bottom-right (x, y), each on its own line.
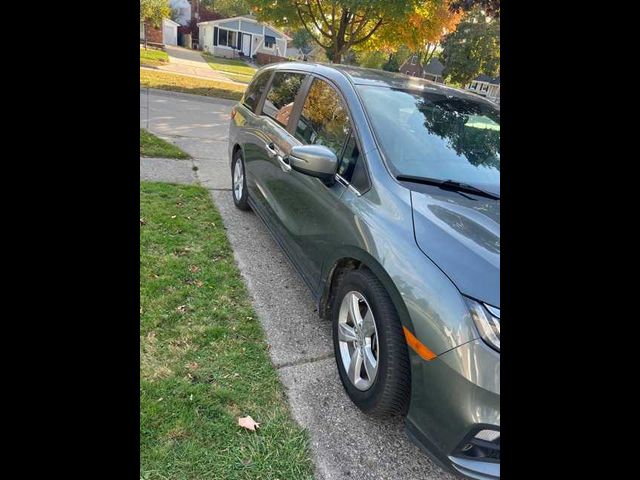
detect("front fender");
top-left (321, 244), bottom-right (477, 357)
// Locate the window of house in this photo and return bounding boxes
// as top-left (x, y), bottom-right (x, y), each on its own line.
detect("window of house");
top-left (242, 70), bottom-right (271, 113)
top-left (264, 35), bottom-right (276, 48)
top-left (481, 83), bottom-right (489, 92)
top-left (262, 72), bottom-right (306, 127)
top-left (218, 28), bottom-right (237, 48)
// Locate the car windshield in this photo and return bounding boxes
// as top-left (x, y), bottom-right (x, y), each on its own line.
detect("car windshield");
top-left (357, 85), bottom-right (500, 192)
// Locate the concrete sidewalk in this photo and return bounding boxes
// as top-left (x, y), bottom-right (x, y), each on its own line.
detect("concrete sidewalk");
top-left (140, 89), bottom-right (456, 480)
top-left (148, 45), bottom-right (245, 85)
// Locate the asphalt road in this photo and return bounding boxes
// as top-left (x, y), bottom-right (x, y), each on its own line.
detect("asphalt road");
top-left (140, 88), bottom-right (457, 480)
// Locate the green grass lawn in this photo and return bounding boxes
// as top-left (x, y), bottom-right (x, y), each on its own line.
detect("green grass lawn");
top-left (140, 182), bottom-right (314, 480)
top-left (140, 129), bottom-right (191, 159)
top-left (201, 54), bottom-right (257, 84)
top-left (141, 69), bottom-right (246, 100)
top-left (140, 48), bottom-right (170, 66)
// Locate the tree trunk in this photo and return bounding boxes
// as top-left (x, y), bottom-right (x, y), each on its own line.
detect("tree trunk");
top-left (332, 48), bottom-right (342, 63)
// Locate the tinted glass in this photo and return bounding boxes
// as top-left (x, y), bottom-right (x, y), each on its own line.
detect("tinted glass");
top-left (338, 135), bottom-right (369, 192)
top-left (262, 72), bottom-right (306, 127)
top-left (295, 78), bottom-right (351, 156)
top-left (242, 71), bottom-right (271, 113)
top-left (357, 86), bottom-right (500, 191)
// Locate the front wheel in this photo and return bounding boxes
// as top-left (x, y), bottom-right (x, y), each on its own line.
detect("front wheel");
top-left (331, 268), bottom-right (411, 417)
top-left (231, 151), bottom-right (250, 211)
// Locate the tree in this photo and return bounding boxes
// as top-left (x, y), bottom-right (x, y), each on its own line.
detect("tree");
top-left (372, 0), bottom-right (462, 66)
top-left (292, 29), bottom-right (314, 58)
top-left (140, 0), bottom-right (170, 48)
top-left (201, 0), bottom-right (251, 17)
top-left (248, 0), bottom-right (414, 63)
top-left (449, 0), bottom-right (500, 17)
top-left (440, 8), bottom-right (499, 85)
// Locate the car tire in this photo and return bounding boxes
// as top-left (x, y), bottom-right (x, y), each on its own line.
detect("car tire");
top-left (331, 268), bottom-right (411, 417)
top-left (231, 150), bottom-right (250, 211)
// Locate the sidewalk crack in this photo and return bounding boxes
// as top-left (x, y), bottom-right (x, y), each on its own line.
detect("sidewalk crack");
top-left (275, 352), bottom-right (334, 370)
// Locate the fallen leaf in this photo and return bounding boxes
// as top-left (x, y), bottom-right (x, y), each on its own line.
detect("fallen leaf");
top-left (171, 215), bottom-right (177, 219)
top-left (140, 217), bottom-right (146, 225)
top-left (186, 361), bottom-right (199, 371)
top-left (195, 280), bottom-right (204, 288)
top-left (177, 305), bottom-right (188, 314)
top-left (238, 416), bottom-right (260, 431)
top-left (189, 265), bottom-right (200, 273)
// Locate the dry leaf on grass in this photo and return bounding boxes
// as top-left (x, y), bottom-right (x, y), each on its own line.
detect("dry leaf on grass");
top-left (177, 305), bottom-right (188, 314)
top-left (238, 416), bottom-right (260, 431)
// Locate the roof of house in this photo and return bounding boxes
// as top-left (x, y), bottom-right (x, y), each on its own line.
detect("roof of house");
top-left (197, 14), bottom-right (292, 40)
top-left (162, 17), bottom-right (181, 27)
top-left (475, 74), bottom-right (500, 84)
top-left (423, 58), bottom-right (444, 76)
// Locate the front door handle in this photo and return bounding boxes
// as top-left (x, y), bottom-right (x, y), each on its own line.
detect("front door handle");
top-left (278, 154), bottom-right (291, 173)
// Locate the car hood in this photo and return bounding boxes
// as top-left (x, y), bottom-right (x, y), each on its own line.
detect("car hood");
top-left (411, 190), bottom-right (500, 308)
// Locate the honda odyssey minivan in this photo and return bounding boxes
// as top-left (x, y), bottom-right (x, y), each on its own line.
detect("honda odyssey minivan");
top-left (228, 62), bottom-right (500, 480)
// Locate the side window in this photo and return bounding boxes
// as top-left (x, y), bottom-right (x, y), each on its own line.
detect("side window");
top-left (242, 71), bottom-right (271, 113)
top-left (338, 134), bottom-right (370, 193)
top-left (295, 78), bottom-right (350, 156)
top-left (262, 72), bottom-right (306, 128)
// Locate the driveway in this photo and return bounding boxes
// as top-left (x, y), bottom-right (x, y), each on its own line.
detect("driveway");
top-left (149, 45), bottom-right (245, 85)
top-left (140, 88), bottom-right (457, 480)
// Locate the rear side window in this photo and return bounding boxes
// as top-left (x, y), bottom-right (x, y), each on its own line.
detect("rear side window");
top-left (262, 72), bottom-right (306, 128)
top-left (242, 71), bottom-right (271, 113)
top-left (295, 78), bottom-right (350, 156)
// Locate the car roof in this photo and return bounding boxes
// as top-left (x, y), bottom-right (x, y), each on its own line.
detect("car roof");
top-left (262, 61), bottom-right (499, 108)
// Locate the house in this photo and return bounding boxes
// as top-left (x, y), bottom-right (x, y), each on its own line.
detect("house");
top-left (399, 56), bottom-right (445, 83)
top-left (287, 43), bottom-right (324, 61)
top-left (140, 18), bottom-right (181, 46)
top-left (422, 58), bottom-right (445, 83)
top-left (197, 14), bottom-right (291, 59)
top-left (466, 74), bottom-right (500, 104)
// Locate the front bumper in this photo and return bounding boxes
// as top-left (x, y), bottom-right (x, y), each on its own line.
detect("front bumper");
top-left (405, 338), bottom-right (500, 479)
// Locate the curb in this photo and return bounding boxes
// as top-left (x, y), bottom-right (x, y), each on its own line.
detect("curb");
top-left (139, 87), bottom-right (239, 105)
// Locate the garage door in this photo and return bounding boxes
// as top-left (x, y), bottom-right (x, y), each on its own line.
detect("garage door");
top-left (163, 23), bottom-right (177, 46)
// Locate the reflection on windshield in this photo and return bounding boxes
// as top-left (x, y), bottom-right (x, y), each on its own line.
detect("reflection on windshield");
top-left (358, 86), bottom-right (500, 189)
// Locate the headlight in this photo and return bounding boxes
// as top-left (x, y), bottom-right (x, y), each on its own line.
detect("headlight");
top-left (465, 298), bottom-right (500, 352)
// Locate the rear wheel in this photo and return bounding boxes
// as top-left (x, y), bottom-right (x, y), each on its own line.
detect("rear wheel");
top-left (231, 150), bottom-right (250, 211)
top-left (331, 268), bottom-right (411, 417)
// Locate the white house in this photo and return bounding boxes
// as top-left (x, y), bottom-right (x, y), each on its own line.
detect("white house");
top-left (198, 14), bottom-right (291, 59)
top-left (466, 74), bottom-right (500, 104)
top-left (140, 17), bottom-right (180, 46)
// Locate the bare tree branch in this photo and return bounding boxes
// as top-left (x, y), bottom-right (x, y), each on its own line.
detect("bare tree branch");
top-left (295, 3), bottom-right (332, 47)
top-left (348, 16), bottom-right (385, 47)
top-left (295, 1), bottom-right (332, 39)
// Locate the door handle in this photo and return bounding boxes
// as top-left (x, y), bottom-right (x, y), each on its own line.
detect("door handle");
top-left (266, 142), bottom-right (278, 158)
top-left (277, 154), bottom-right (291, 173)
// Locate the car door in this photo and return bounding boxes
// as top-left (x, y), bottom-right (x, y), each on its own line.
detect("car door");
top-left (266, 76), bottom-right (367, 294)
top-left (243, 71), bottom-right (309, 254)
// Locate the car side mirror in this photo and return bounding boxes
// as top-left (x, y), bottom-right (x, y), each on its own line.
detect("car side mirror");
top-left (288, 145), bottom-right (338, 182)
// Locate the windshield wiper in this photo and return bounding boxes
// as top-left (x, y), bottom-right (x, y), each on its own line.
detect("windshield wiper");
top-left (397, 175), bottom-right (500, 200)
